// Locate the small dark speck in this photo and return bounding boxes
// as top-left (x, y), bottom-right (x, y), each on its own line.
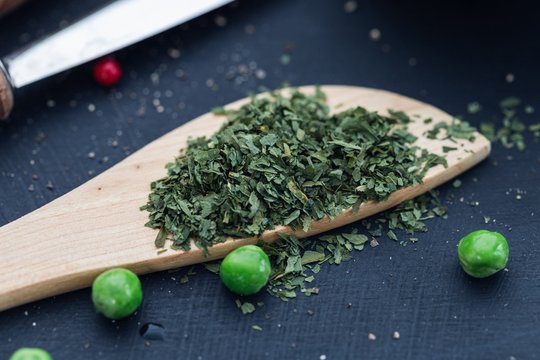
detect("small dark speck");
top-left (98, 187), bottom-right (102, 191)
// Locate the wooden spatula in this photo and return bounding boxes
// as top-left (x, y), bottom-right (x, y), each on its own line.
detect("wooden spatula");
top-left (0, 85), bottom-right (491, 311)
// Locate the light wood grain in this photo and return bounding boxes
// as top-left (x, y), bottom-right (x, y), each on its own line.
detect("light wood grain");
top-left (0, 86), bottom-right (491, 311)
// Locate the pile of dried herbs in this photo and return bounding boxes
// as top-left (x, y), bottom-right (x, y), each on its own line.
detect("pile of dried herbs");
top-left (141, 88), bottom-right (447, 251)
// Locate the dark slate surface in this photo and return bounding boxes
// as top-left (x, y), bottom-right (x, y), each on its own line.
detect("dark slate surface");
top-left (0, 1), bottom-right (539, 359)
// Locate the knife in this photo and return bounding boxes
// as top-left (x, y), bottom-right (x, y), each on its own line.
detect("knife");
top-left (0, 0), bottom-right (232, 119)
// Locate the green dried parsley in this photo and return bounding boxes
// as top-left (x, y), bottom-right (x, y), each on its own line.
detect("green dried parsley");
top-left (442, 146), bottom-right (457, 153)
top-left (371, 190), bottom-right (447, 236)
top-left (500, 96), bottom-right (521, 109)
top-left (178, 266), bottom-right (196, 284)
top-left (142, 89), bottom-right (447, 252)
top-left (425, 118), bottom-right (477, 142)
top-left (203, 262), bottom-right (220, 274)
top-left (235, 299), bottom-right (256, 314)
top-left (479, 122), bottom-right (496, 141)
top-left (529, 123), bottom-right (540, 138)
top-left (467, 101), bottom-right (482, 114)
top-left (499, 100), bottom-right (526, 151)
top-left (202, 192), bottom-right (448, 309)
top-left (478, 96), bottom-right (538, 151)
top-left (262, 191), bottom-right (447, 301)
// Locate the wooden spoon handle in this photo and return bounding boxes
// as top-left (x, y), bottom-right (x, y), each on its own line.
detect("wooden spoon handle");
top-left (0, 0), bottom-right (25, 17)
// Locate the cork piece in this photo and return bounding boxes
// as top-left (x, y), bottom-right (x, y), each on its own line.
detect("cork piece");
top-left (0, 0), bottom-right (25, 17)
top-left (0, 66), bottom-right (13, 119)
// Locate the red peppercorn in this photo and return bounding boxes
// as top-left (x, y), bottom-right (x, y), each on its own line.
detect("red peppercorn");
top-left (93, 57), bottom-right (122, 87)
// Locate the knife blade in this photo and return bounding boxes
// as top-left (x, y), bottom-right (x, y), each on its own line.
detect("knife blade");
top-left (0, 0), bottom-right (232, 119)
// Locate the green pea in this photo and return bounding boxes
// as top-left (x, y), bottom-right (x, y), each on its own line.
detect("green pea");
top-left (220, 245), bottom-right (271, 295)
top-left (9, 348), bottom-right (52, 360)
top-left (92, 268), bottom-right (143, 319)
top-left (458, 230), bottom-right (509, 278)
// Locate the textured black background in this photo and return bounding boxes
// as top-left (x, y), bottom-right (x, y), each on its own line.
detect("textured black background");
top-left (1, 1), bottom-right (539, 359)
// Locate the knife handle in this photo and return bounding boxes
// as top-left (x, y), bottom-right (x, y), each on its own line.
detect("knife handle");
top-left (0, 0), bottom-right (25, 17)
top-left (0, 63), bottom-right (14, 120)
top-left (0, 0), bottom-right (25, 119)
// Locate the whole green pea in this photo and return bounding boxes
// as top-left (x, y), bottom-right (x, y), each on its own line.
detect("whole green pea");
top-left (220, 245), bottom-right (271, 295)
top-left (92, 268), bottom-right (143, 319)
top-left (458, 230), bottom-right (509, 278)
top-left (9, 347), bottom-right (52, 360)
